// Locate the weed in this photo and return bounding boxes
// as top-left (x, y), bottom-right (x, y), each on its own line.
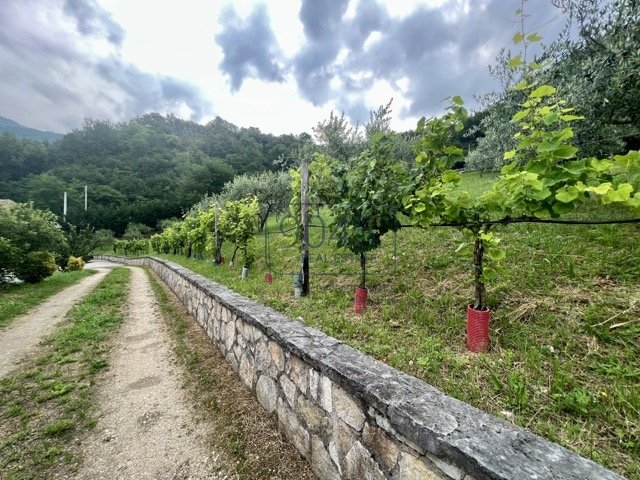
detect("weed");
top-left (42, 418), bottom-right (74, 436)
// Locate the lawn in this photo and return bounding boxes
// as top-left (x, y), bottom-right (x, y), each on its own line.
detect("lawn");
top-left (0, 270), bottom-right (94, 329)
top-left (107, 172), bottom-right (640, 478)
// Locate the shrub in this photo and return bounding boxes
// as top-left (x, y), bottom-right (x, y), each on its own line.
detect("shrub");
top-left (66, 256), bottom-right (85, 271)
top-left (18, 251), bottom-right (57, 283)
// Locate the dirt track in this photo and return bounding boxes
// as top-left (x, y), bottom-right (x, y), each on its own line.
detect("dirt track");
top-left (0, 267), bottom-right (111, 377)
top-left (75, 266), bottom-right (229, 479)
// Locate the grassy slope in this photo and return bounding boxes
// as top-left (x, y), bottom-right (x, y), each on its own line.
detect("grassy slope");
top-left (116, 172), bottom-right (639, 478)
top-left (0, 267), bottom-right (130, 479)
top-left (0, 270), bottom-right (93, 329)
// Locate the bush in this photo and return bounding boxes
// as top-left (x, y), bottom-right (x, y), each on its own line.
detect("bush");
top-left (66, 256), bottom-right (85, 271)
top-left (0, 203), bottom-right (68, 282)
top-left (18, 251), bottom-right (57, 283)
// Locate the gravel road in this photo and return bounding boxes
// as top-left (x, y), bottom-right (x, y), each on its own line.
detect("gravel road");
top-left (75, 267), bottom-right (230, 479)
top-left (0, 267), bottom-right (112, 377)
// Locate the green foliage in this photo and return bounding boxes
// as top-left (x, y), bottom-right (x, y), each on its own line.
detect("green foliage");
top-left (331, 135), bottom-right (409, 287)
top-left (122, 222), bottom-right (153, 240)
top-left (219, 197), bottom-right (259, 268)
top-left (66, 256), bottom-right (85, 271)
top-left (312, 111), bottom-right (364, 162)
top-left (547, 0), bottom-right (640, 155)
top-left (289, 152), bottom-right (345, 233)
top-left (113, 238), bottom-right (149, 256)
top-left (18, 251), bottom-right (58, 283)
top-left (0, 113), bottom-right (310, 235)
top-left (405, 82), bottom-right (640, 309)
top-left (221, 171), bottom-right (292, 230)
top-left (64, 224), bottom-right (97, 261)
top-left (93, 228), bottom-right (114, 248)
top-left (0, 203), bottom-right (68, 283)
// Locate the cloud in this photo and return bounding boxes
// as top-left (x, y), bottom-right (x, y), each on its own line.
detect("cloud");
top-left (63, 0), bottom-right (125, 46)
top-left (299, 0), bottom-right (350, 40)
top-left (0, 0), bottom-right (212, 132)
top-left (343, 1), bottom-right (389, 51)
top-left (288, 0), bottom-right (565, 125)
top-left (96, 58), bottom-right (212, 121)
top-left (215, 5), bottom-right (285, 91)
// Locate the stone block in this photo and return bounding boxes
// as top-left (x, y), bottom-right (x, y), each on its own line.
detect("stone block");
top-left (256, 374), bottom-right (277, 414)
top-left (344, 440), bottom-right (385, 480)
top-left (269, 340), bottom-right (285, 372)
top-left (223, 320), bottom-right (235, 352)
top-left (277, 399), bottom-right (310, 459)
top-left (225, 350), bottom-right (239, 372)
top-left (297, 395), bottom-right (331, 436)
top-left (287, 355), bottom-right (308, 394)
top-left (279, 374), bottom-right (297, 407)
top-left (236, 323), bottom-right (247, 349)
top-left (311, 435), bottom-right (340, 480)
top-left (333, 385), bottom-right (365, 431)
top-left (328, 442), bottom-right (342, 476)
top-left (239, 353), bottom-right (255, 389)
top-left (309, 368), bottom-right (319, 400)
top-left (398, 452), bottom-right (442, 480)
top-left (319, 375), bottom-right (332, 413)
top-left (254, 340), bottom-right (272, 373)
top-left (362, 422), bottom-right (399, 473)
top-left (242, 322), bottom-right (255, 342)
top-left (329, 418), bottom-right (355, 474)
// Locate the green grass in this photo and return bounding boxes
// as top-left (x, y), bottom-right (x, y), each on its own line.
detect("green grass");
top-left (0, 267), bottom-right (130, 479)
top-left (112, 174), bottom-right (639, 479)
top-left (0, 270), bottom-right (94, 329)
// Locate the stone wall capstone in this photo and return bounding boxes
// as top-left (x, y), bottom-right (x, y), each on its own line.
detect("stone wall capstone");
top-left (97, 255), bottom-right (625, 480)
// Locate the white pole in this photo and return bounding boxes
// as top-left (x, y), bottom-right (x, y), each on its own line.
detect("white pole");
top-left (63, 191), bottom-right (67, 222)
top-left (84, 185), bottom-right (87, 211)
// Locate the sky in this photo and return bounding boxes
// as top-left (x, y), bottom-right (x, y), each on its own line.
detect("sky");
top-left (0, 0), bottom-right (568, 136)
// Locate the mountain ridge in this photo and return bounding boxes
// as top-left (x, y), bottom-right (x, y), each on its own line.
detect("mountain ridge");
top-left (0, 116), bottom-right (64, 142)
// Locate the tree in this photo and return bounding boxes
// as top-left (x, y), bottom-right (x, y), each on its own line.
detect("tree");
top-left (547, 0), bottom-right (640, 155)
top-left (221, 171), bottom-right (292, 230)
top-left (313, 111), bottom-right (364, 162)
top-left (331, 135), bottom-right (409, 289)
top-left (177, 154), bottom-right (235, 206)
top-left (219, 197), bottom-right (259, 268)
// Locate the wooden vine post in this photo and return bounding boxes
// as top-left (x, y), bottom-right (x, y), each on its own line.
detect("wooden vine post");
top-left (214, 201), bottom-right (222, 264)
top-left (301, 155), bottom-right (310, 296)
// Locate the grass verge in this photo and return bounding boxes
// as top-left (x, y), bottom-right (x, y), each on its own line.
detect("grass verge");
top-left (0, 267), bottom-right (130, 479)
top-left (146, 268), bottom-right (315, 480)
top-left (0, 270), bottom-right (93, 329)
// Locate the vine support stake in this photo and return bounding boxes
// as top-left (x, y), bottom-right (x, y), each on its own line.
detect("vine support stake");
top-left (301, 154), bottom-right (310, 296)
top-left (214, 201), bottom-right (222, 264)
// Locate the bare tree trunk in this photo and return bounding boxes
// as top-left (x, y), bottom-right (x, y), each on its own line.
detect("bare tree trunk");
top-left (360, 252), bottom-right (366, 289)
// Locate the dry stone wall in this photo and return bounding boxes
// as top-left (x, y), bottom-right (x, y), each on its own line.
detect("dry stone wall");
top-left (98, 255), bottom-right (624, 480)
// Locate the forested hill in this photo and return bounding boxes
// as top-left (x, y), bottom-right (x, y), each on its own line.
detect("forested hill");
top-left (0, 113), bottom-right (310, 234)
top-left (0, 116), bottom-right (63, 142)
